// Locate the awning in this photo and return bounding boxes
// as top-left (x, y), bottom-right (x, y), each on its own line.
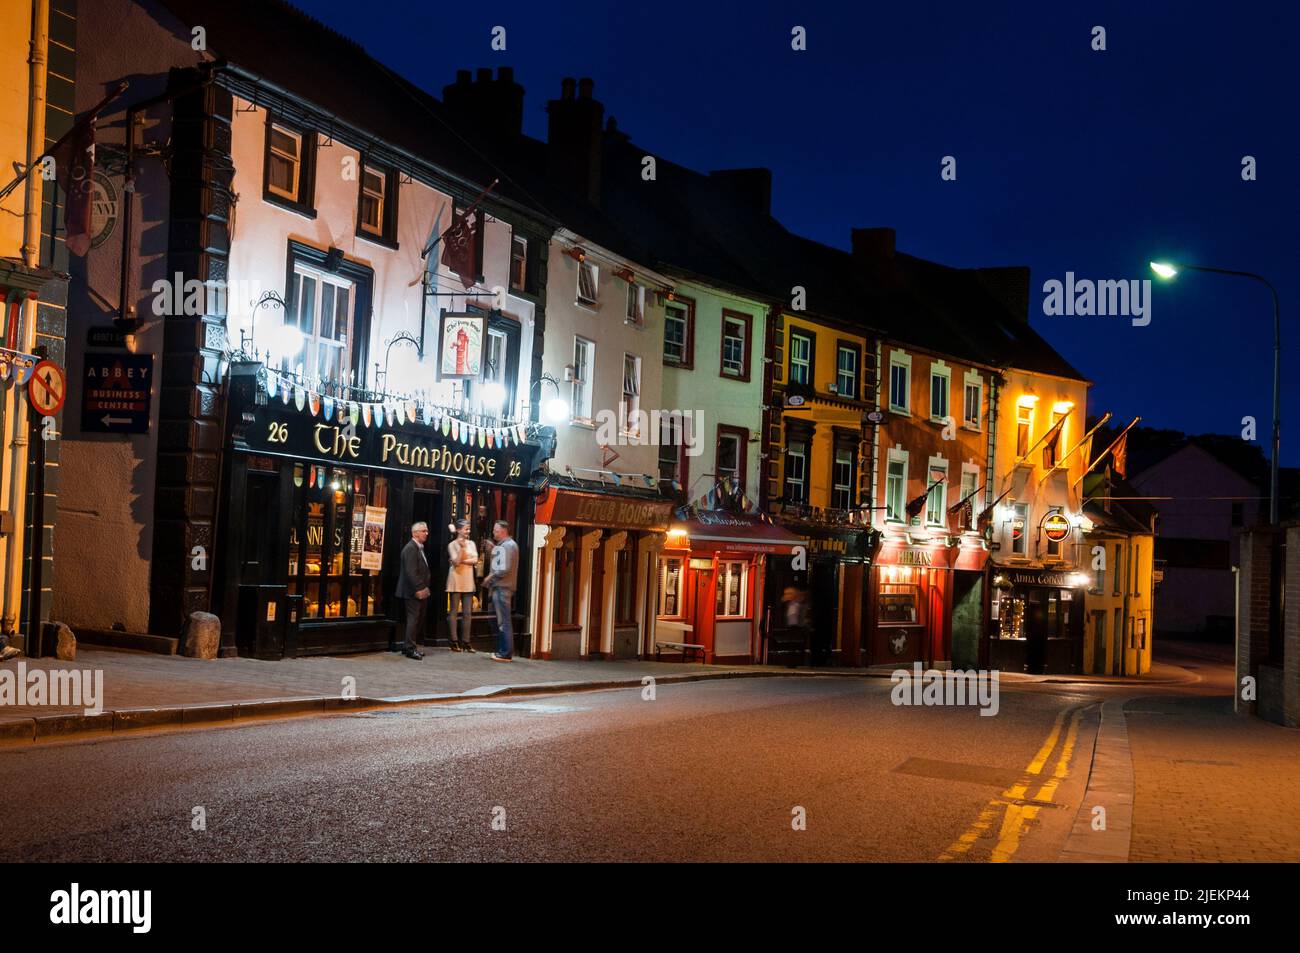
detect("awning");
top-left (667, 511), bottom-right (806, 555)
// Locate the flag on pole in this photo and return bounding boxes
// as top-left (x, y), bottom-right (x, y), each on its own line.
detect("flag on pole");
top-left (440, 207), bottom-right (478, 285)
top-left (57, 115), bottom-right (97, 256)
top-left (1111, 430), bottom-right (1129, 478)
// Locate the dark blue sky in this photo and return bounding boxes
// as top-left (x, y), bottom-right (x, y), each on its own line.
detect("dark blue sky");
top-left (296, 0), bottom-right (1298, 464)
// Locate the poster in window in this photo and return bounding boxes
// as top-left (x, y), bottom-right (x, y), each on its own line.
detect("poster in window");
top-left (436, 310), bottom-right (486, 381)
top-left (361, 505), bottom-right (387, 570)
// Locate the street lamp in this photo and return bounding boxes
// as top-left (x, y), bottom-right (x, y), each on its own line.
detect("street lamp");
top-left (1150, 260), bottom-right (1282, 524)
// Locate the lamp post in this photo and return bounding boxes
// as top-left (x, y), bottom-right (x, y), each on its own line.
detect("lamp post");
top-left (1150, 260), bottom-right (1282, 524)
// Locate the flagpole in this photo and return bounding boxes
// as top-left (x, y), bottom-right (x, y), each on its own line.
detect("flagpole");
top-left (1039, 412), bottom-right (1112, 485)
top-left (0, 81), bottom-right (128, 201)
top-left (1073, 416), bottom-right (1141, 490)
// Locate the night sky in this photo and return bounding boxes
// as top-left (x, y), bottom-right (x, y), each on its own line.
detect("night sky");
top-left (294, 0), bottom-right (1298, 464)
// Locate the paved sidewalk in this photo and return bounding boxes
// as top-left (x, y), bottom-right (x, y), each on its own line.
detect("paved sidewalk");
top-left (1126, 693), bottom-right (1300, 862)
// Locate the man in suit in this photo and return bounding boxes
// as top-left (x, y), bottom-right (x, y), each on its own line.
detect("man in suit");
top-left (394, 522), bottom-right (432, 660)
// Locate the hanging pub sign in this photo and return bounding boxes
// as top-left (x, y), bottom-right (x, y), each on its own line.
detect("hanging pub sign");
top-left (1042, 511), bottom-right (1072, 542)
top-left (81, 352), bottom-right (152, 433)
top-left (237, 399), bottom-right (534, 487)
top-left (436, 310), bottom-right (486, 381)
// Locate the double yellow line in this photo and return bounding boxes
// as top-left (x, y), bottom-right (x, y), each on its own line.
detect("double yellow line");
top-left (938, 703), bottom-right (1088, 862)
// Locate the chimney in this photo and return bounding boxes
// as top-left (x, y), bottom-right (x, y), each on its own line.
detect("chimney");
top-left (708, 168), bottom-right (772, 217)
top-left (851, 227), bottom-right (895, 265)
top-left (973, 266), bottom-right (1031, 323)
top-left (546, 76), bottom-right (604, 205)
top-left (441, 66), bottom-right (525, 140)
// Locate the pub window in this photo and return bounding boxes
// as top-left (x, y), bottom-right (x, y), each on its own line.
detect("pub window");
top-left (553, 535), bottom-right (579, 627)
top-left (715, 560), bottom-right (748, 618)
top-left (788, 330), bottom-right (812, 386)
top-left (510, 234), bottom-right (528, 291)
top-left (720, 311), bottom-right (751, 380)
top-left (615, 544), bottom-right (636, 625)
top-left (832, 448), bottom-right (854, 511)
top-left (663, 299), bottom-right (692, 366)
top-left (886, 456), bottom-right (907, 522)
top-left (577, 260), bottom-right (599, 306)
top-left (930, 364), bottom-right (950, 422)
top-left (264, 119), bottom-right (316, 212)
top-left (836, 345), bottom-right (858, 398)
top-left (288, 464), bottom-right (388, 620)
top-left (1016, 403), bottom-right (1034, 457)
top-left (1010, 502), bottom-right (1029, 556)
top-left (716, 426), bottom-right (745, 494)
top-left (879, 586), bottom-right (919, 625)
top-left (571, 336), bottom-right (595, 422)
top-left (286, 262), bottom-right (354, 382)
top-left (996, 589), bottom-right (1027, 640)
top-left (925, 462), bottom-right (948, 526)
top-left (784, 440), bottom-right (808, 505)
top-left (889, 353), bottom-right (911, 413)
top-left (956, 467), bottom-right (978, 531)
top-left (625, 281), bottom-right (645, 326)
top-left (621, 354), bottom-right (642, 437)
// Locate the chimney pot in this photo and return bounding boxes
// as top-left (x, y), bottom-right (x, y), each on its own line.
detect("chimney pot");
top-left (578, 77), bottom-right (594, 99)
top-left (476, 67), bottom-right (492, 83)
top-left (498, 66), bottom-right (513, 83)
top-left (561, 76), bottom-right (576, 100)
top-left (456, 69), bottom-right (471, 85)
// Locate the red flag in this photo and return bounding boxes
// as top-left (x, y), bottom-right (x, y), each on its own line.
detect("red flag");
top-left (1111, 430), bottom-right (1128, 478)
top-left (58, 115), bottom-right (96, 256)
top-left (439, 207), bottom-right (478, 284)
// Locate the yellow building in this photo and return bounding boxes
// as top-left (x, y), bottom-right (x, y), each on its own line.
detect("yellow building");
top-left (1082, 473), bottom-right (1157, 675)
top-left (0, 0), bottom-right (74, 648)
top-left (766, 305), bottom-right (878, 666)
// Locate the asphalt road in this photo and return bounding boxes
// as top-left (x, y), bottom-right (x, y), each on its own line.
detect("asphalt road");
top-left (0, 675), bottom-right (1107, 862)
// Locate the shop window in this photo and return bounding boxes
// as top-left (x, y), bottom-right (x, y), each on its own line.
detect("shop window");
top-left (715, 560), bottom-right (748, 618)
top-left (553, 536), bottom-right (579, 626)
top-left (658, 557), bottom-right (683, 617)
top-left (878, 568), bottom-right (920, 624)
top-left (995, 589), bottom-right (1026, 640)
top-left (889, 354), bottom-right (911, 413)
top-left (288, 464), bottom-right (388, 620)
top-left (720, 311), bottom-right (751, 380)
top-left (836, 343), bottom-right (859, 399)
top-left (571, 336), bottom-right (595, 422)
top-left (788, 330), bottom-right (813, 386)
top-left (663, 298), bottom-right (693, 367)
top-left (615, 544), bottom-right (636, 625)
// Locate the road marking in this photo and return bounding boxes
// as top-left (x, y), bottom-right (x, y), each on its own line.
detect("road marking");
top-left (938, 705), bottom-right (1087, 862)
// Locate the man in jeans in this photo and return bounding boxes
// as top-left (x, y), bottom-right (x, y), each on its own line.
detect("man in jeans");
top-left (483, 520), bottom-right (519, 661)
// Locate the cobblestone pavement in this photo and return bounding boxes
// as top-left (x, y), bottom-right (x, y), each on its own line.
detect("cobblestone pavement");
top-left (1126, 690), bottom-right (1300, 862)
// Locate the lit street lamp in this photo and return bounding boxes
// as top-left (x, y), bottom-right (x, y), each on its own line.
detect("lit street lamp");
top-left (1150, 260), bottom-right (1282, 524)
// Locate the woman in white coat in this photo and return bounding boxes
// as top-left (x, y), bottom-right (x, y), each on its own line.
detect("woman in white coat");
top-left (446, 519), bottom-right (479, 652)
